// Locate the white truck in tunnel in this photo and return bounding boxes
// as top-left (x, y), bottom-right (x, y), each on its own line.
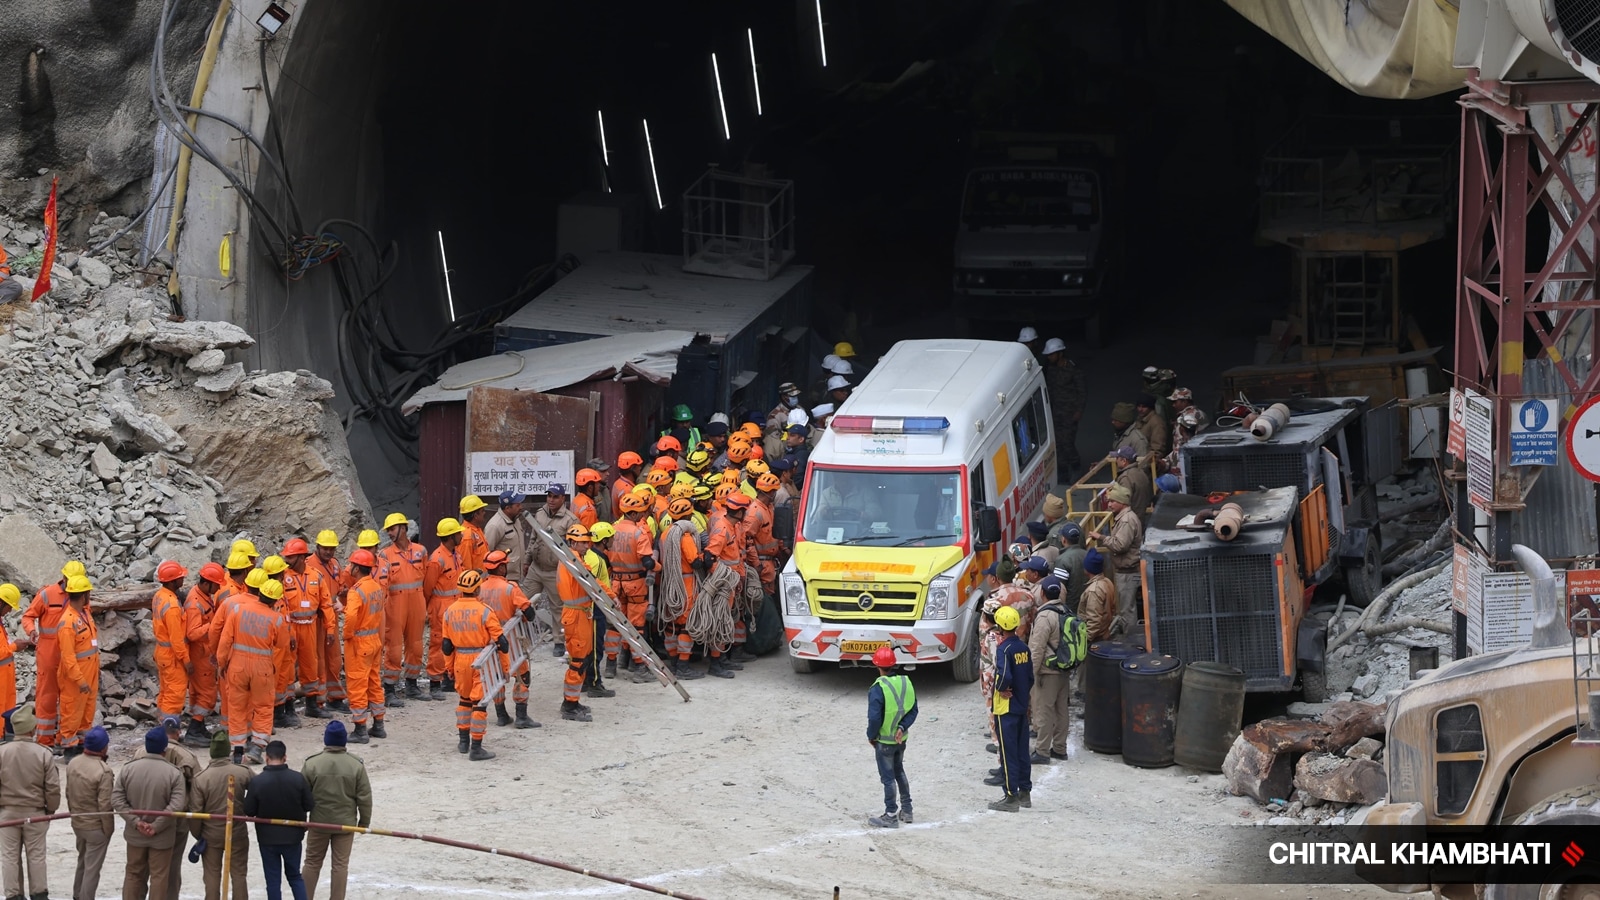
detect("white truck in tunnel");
top-left (780, 339), bottom-right (1054, 681)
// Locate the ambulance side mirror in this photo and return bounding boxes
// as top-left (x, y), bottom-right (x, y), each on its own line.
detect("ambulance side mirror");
top-left (975, 506), bottom-right (1001, 548)
top-left (773, 504), bottom-right (795, 543)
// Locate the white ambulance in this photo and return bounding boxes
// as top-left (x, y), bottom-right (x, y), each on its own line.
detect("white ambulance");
top-left (779, 339), bottom-right (1056, 681)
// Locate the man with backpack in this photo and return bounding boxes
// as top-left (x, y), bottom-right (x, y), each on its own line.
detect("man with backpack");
top-left (864, 646), bottom-right (917, 829)
top-left (1028, 578), bottom-right (1082, 764)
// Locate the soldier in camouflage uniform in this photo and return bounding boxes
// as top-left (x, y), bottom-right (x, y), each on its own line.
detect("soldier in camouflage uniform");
top-left (1042, 338), bottom-right (1085, 483)
top-left (1141, 367), bottom-right (1178, 427)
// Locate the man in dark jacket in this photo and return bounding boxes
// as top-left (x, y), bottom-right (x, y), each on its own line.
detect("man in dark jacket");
top-left (985, 606), bottom-right (1034, 812)
top-left (864, 646), bottom-right (917, 830)
top-left (243, 740), bottom-right (314, 900)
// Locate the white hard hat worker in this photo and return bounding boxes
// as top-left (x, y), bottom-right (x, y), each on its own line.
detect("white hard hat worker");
top-left (1017, 326), bottom-right (1038, 344)
top-left (1042, 337), bottom-right (1066, 356)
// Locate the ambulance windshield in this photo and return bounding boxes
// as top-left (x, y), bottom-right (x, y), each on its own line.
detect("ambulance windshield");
top-left (800, 467), bottom-right (964, 547)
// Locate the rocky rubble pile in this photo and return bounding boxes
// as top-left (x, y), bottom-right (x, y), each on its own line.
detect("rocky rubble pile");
top-left (1222, 701), bottom-right (1389, 825)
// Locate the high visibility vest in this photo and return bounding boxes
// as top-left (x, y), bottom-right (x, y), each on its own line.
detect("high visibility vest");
top-left (874, 675), bottom-right (915, 745)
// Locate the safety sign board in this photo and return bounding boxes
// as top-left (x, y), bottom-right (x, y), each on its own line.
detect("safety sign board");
top-left (1509, 398), bottom-right (1559, 466)
top-left (1464, 389), bottom-right (1494, 512)
top-left (467, 450), bottom-right (574, 499)
top-left (1446, 389), bottom-right (1466, 459)
top-left (1567, 394), bottom-right (1600, 483)
top-left (1568, 569), bottom-right (1600, 637)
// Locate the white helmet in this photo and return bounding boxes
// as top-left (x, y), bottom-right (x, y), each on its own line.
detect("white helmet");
top-left (822, 354), bottom-right (840, 370)
top-left (709, 412), bottom-right (730, 426)
top-left (826, 375), bottom-right (851, 391)
top-left (825, 358), bottom-right (854, 375)
top-left (787, 407), bottom-right (810, 426)
top-left (1018, 326), bottom-right (1039, 343)
top-left (1042, 337), bottom-right (1066, 355)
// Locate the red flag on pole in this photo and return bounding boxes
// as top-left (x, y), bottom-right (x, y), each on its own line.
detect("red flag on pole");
top-left (30, 177), bottom-right (58, 302)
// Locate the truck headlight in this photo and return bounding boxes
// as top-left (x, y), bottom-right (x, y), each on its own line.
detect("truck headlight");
top-left (1061, 272), bottom-right (1084, 286)
top-left (922, 576), bottom-right (954, 620)
top-left (781, 573), bottom-right (809, 616)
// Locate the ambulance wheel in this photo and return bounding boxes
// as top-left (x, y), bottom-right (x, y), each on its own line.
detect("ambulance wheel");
top-left (951, 621), bottom-right (981, 684)
top-left (790, 654), bottom-right (820, 675)
top-left (1485, 785), bottom-right (1600, 900)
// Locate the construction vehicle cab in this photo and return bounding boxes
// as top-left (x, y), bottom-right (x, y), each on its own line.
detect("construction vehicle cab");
top-left (780, 339), bottom-right (1053, 682)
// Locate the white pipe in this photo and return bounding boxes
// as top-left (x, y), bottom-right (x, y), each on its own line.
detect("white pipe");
top-left (1512, 544), bottom-right (1564, 650)
top-left (1250, 403), bottom-right (1292, 441)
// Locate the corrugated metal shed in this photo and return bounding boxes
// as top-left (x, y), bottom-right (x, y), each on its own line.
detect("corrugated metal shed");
top-left (1512, 358), bottom-right (1599, 562)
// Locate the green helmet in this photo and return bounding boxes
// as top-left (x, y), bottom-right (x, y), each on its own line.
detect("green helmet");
top-left (671, 404), bottom-right (694, 423)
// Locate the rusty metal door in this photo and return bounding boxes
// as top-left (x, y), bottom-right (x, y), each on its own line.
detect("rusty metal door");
top-left (465, 387), bottom-right (595, 461)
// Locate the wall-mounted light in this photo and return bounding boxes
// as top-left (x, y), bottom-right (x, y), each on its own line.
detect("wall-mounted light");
top-left (437, 230), bottom-right (457, 321)
top-left (643, 119), bottom-right (663, 210)
top-left (748, 29), bottom-right (763, 115)
top-left (815, 0), bottom-right (828, 67)
top-left (256, 2), bottom-right (291, 35)
top-left (597, 109), bottom-right (611, 193)
top-left (711, 53), bottom-right (730, 140)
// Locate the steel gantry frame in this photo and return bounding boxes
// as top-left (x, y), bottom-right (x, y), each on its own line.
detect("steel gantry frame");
top-left (1455, 75), bottom-right (1600, 560)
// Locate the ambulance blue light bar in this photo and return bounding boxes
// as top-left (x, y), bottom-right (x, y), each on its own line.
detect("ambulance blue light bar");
top-left (830, 416), bottom-right (949, 434)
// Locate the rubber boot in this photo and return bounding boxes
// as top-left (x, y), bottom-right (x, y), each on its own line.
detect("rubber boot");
top-left (281, 700), bottom-right (302, 727)
top-left (731, 644), bottom-right (759, 663)
top-left (406, 678), bottom-right (428, 701)
top-left (182, 718), bottom-right (211, 748)
top-left (1017, 791), bottom-right (1032, 809)
top-left (560, 701), bottom-right (592, 722)
top-left (585, 681), bottom-right (616, 698)
top-left (429, 680), bottom-right (446, 702)
top-left (494, 701), bottom-right (513, 727)
top-left (707, 657), bottom-right (735, 679)
top-left (604, 658), bottom-right (618, 678)
top-left (325, 696), bottom-right (349, 712)
top-left (349, 723), bottom-right (370, 744)
top-left (244, 743), bottom-right (264, 766)
top-left (672, 658), bottom-right (705, 681)
top-left (304, 696), bottom-right (328, 719)
top-left (468, 739), bottom-right (495, 761)
top-left (369, 718), bottom-right (387, 739)
top-left (513, 702), bottom-right (541, 728)
top-left (273, 703), bottom-right (290, 729)
top-left (443, 675), bottom-right (455, 694)
top-left (457, 729), bottom-right (470, 754)
top-left (384, 683), bottom-right (406, 709)
top-left (628, 661), bottom-right (654, 683)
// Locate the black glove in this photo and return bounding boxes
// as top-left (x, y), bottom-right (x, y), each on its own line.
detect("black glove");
top-left (441, 637), bottom-right (454, 656)
top-left (692, 557), bottom-right (710, 574)
top-left (496, 634), bottom-right (510, 653)
top-left (519, 671), bottom-right (530, 686)
top-left (521, 605), bottom-right (538, 622)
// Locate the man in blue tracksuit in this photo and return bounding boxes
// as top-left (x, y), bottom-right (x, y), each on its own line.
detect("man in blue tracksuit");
top-left (986, 605), bottom-right (1033, 812)
top-left (865, 646), bottom-right (918, 828)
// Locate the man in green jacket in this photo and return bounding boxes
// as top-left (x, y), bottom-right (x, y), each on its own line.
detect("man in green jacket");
top-left (300, 722), bottom-right (372, 900)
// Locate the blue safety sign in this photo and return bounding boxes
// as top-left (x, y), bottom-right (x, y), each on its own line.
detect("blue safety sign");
top-left (1510, 398), bottom-right (1559, 466)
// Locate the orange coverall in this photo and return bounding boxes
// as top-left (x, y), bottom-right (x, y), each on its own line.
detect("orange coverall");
top-left (20, 583), bottom-right (68, 746)
top-left (379, 543), bottom-right (427, 685)
top-left (557, 565), bottom-right (593, 704)
top-left (459, 522), bottom-right (488, 575)
top-left (443, 597), bottom-right (503, 740)
top-left (705, 515), bottom-right (748, 654)
top-left (610, 477), bottom-right (635, 520)
top-left (423, 544), bottom-right (460, 685)
top-left (609, 519), bottom-right (654, 631)
top-left (308, 554), bottom-right (346, 705)
top-left (666, 523), bottom-right (699, 663)
top-left (283, 569), bottom-right (329, 698)
top-left (184, 585), bottom-right (219, 723)
top-left (0, 622), bottom-right (16, 718)
top-left (152, 586), bottom-right (190, 717)
top-left (344, 576), bottom-right (386, 727)
top-left (218, 599), bottom-right (291, 751)
top-left (747, 498), bottom-right (781, 593)
top-left (573, 493), bottom-right (598, 529)
top-left (55, 604), bottom-right (99, 752)
top-left (480, 575), bottom-right (531, 705)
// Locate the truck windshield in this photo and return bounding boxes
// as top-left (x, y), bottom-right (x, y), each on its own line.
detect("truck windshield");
top-left (801, 467), bottom-right (965, 547)
top-left (962, 168), bottom-right (1099, 227)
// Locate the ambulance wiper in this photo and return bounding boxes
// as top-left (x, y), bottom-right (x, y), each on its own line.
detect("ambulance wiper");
top-left (835, 534), bottom-right (898, 545)
top-left (891, 533), bottom-right (957, 547)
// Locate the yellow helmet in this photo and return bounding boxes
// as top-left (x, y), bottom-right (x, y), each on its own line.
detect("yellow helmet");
top-left (703, 472), bottom-right (724, 488)
top-left (260, 579), bottom-right (285, 601)
top-left (588, 521), bottom-right (616, 541)
top-left (745, 459), bottom-right (770, 477)
top-left (61, 561), bottom-right (86, 579)
top-left (357, 529), bottom-right (381, 549)
top-left (65, 575), bottom-right (93, 594)
top-left (231, 539), bottom-right (260, 559)
top-left (315, 530), bottom-right (340, 549)
top-left (457, 570), bottom-right (483, 595)
top-left (0, 584), bottom-right (20, 610)
top-left (834, 341), bottom-right (856, 358)
top-left (630, 482), bottom-right (655, 497)
top-left (459, 495), bottom-right (487, 515)
top-left (669, 482), bottom-right (695, 501)
top-left (262, 556), bottom-right (288, 576)
top-left (436, 518), bottom-right (464, 538)
top-left (383, 512), bottom-right (409, 531)
top-left (225, 552), bottom-right (253, 571)
top-left (994, 605), bottom-right (1021, 631)
top-left (692, 484), bottom-right (713, 501)
top-left (685, 449), bottom-right (711, 472)
top-left (244, 568), bottom-right (269, 589)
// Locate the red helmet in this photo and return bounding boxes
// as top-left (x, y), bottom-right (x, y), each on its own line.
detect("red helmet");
top-left (484, 550), bottom-right (509, 568)
top-left (281, 537), bottom-right (310, 557)
top-left (156, 561), bottom-right (188, 583)
top-left (872, 646), bottom-right (896, 668)
top-left (198, 562), bottom-right (227, 585)
top-left (653, 456), bottom-right (679, 472)
top-left (350, 549), bottom-right (377, 569)
top-left (725, 493), bottom-right (751, 511)
top-left (656, 435), bottom-right (683, 453)
top-left (575, 468), bottom-right (602, 486)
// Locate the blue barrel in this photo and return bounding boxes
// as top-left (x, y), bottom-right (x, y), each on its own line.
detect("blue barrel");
top-left (1084, 641), bottom-right (1144, 754)
top-left (1120, 653), bottom-right (1184, 768)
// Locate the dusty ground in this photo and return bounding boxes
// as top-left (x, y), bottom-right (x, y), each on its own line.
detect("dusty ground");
top-left (34, 648), bottom-right (1394, 900)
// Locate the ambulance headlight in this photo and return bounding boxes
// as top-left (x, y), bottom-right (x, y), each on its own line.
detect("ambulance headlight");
top-left (922, 576), bottom-right (954, 620)
top-left (782, 573), bottom-right (809, 616)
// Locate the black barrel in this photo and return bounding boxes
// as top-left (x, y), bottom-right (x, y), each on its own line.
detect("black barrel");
top-left (1084, 641), bottom-right (1144, 754)
top-left (1120, 653), bottom-right (1183, 768)
top-left (1173, 661), bottom-right (1246, 773)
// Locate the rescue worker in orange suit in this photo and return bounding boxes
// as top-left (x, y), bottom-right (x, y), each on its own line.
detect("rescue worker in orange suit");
top-left (479, 551), bottom-right (539, 728)
top-left (423, 519), bottom-right (463, 701)
top-left (20, 560), bottom-right (82, 749)
top-left (610, 495), bottom-right (657, 679)
top-left (643, 469), bottom-right (672, 520)
top-left (440, 570), bottom-right (506, 761)
top-left (260, 556), bottom-right (302, 730)
top-left (306, 531), bottom-right (348, 712)
top-left (342, 550), bottom-right (387, 743)
top-left (458, 496), bottom-right (491, 574)
top-left (703, 493), bottom-right (754, 678)
top-left (0, 584), bottom-right (20, 733)
top-left (581, 522), bottom-right (621, 691)
top-left (659, 500), bottom-right (706, 682)
top-left (56, 574), bottom-right (100, 759)
top-left (207, 557), bottom-right (262, 742)
top-left (281, 538), bottom-right (331, 721)
top-left (218, 578), bottom-right (292, 763)
top-left (612, 452), bottom-right (644, 520)
top-left (573, 468), bottom-right (603, 529)
top-left (738, 472), bottom-right (786, 661)
top-left (152, 561), bottom-right (192, 721)
top-left (556, 525), bottom-right (600, 722)
top-left (181, 563), bottom-right (226, 748)
top-left (377, 512), bottom-right (427, 709)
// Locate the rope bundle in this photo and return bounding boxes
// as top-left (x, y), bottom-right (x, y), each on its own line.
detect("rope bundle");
top-left (656, 520), bottom-right (697, 626)
top-left (739, 572), bottom-right (765, 617)
top-left (689, 562), bottom-right (740, 651)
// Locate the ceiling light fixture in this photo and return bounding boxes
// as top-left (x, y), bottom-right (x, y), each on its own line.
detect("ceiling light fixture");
top-left (643, 119), bottom-right (663, 210)
top-left (712, 53), bottom-right (730, 140)
top-left (748, 29), bottom-right (763, 115)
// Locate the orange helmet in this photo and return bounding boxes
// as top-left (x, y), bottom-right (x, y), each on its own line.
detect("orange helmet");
top-left (350, 549), bottom-right (377, 568)
top-left (645, 469), bottom-right (672, 487)
top-left (565, 523), bottom-right (591, 541)
top-left (745, 459), bottom-right (770, 476)
top-left (156, 561), bottom-right (188, 583)
top-left (655, 435), bottom-right (682, 453)
top-left (668, 498), bottom-right (695, 520)
top-left (280, 537), bottom-right (310, 557)
top-left (617, 451), bottom-right (644, 469)
top-left (669, 481), bottom-right (695, 501)
top-left (748, 444), bottom-right (765, 460)
top-left (484, 550), bottom-right (509, 568)
top-left (756, 473), bottom-right (781, 492)
top-left (653, 456), bottom-right (679, 473)
top-left (725, 492), bottom-right (752, 511)
top-left (739, 422), bottom-right (763, 440)
top-left (727, 444), bottom-right (751, 464)
top-left (620, 493), bottom-right (651, 514)
top-left (575, 468), bottom-right (602, 486)
top-left (714, 483), bottom-right (739, 503)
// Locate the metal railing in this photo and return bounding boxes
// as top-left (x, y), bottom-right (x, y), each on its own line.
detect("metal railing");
top-left (680, 168), bottom-right (796, 281)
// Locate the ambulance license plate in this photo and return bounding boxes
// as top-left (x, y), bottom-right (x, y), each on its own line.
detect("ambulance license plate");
top-left (841, 641), bottom-right (887, 655)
